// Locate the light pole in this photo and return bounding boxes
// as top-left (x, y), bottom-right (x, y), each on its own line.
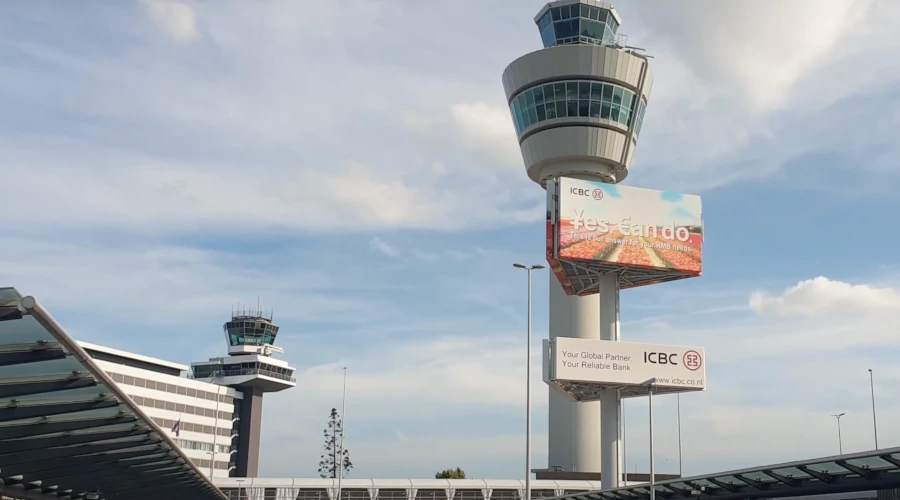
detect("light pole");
top-left (677, 393), bottom-right (683, 477)
top-left (207, 363), bottom-right (224, 479)
top-left (832, 413), bottom-right (846, 455)
top-left (642, 378), bottom-right (658, 500)
top-left (514, 263), bottom-right (545, 500)
top-left (337, 367), bottom-right (348, 500)
top-left (869, 369), bottom-right (879, 449)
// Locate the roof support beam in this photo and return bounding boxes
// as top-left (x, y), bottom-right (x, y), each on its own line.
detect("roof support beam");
top-left (0, 349), bottom-right (65, 368)
top-left (0, 376), bottom-right (96, 399)
top-left (835, 460), bottom-right (880, 480)
top-left (0, 399), bottom-right (120, 423)
top-left (797, 465), bottom-right (836, 483)
top-left (0, 413), bottom-right (136, 440)
top-left (9, 454), bottom-right (173, 483)
top-left (0, 428), bottom-right (150, 455)
top-left (1, 437), bottom-right (160, 464)
top-left (761, 470), bottom-right (801, 487)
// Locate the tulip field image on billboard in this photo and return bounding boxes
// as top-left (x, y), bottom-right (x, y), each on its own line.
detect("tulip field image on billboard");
top-left (547, 178), bottom-right (703, 292)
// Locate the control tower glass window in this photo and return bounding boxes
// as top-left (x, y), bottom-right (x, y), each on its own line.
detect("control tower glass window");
top-left (225, 320), bottom-right (279, 347)
top-left (509, 79), bottom-right (641, 137)
top-left (537, 3), bottom-right (620, 48)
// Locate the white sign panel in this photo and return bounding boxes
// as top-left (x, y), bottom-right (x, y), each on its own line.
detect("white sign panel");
top-left (548, 337), bottom-right (706, 390)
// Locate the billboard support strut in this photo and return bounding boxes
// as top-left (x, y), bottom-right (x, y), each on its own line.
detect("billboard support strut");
top-left (599, 273), bottom-right (621, 490)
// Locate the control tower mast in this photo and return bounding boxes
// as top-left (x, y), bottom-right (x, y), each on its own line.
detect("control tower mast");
top-left (190, 304), bottom-right (296, 478)
top-left (502, 0), bottom-right (652, 488)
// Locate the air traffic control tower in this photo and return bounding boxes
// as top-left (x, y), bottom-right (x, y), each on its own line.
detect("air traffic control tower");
top-left (190, 306), bottom-right (296, 477)
top-left (502, 0), bottom-right (652, 486)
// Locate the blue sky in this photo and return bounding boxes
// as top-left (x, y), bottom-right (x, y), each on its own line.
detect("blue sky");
top-left (2, 0), bottom-right (900, 481)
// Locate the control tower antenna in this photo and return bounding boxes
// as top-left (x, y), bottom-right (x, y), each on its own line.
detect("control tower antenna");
top-left (502, 0), bottom-right (653, 490)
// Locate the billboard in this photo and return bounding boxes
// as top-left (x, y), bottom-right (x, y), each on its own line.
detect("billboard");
top-left (545, 337), bottom-right (706, 391)
top-left (547, 178), bottom-right (703, 281)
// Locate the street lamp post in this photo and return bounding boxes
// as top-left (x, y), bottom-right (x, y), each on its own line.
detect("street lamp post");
top-left (514, 263), bottom-right (545, 500)
top-left (677, 393), bottom-right (683, 477)
top-left (832, 413), bottom-right (846, 455)
top-left (337, 367), bottom-right (348, 500)
top-left (642, 378), bottom-right (658, 500)
top-left (869, 369), bottom-right (879, 449)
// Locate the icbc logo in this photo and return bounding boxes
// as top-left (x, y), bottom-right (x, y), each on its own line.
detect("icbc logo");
top-left (569, 187), bottom-right (592, 197)
top-left (592, 189), bottom-right (603, 200)
top-left (683, 350), bottom-right (702, 371)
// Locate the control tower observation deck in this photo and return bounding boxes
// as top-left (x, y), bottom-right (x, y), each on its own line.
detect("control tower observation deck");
top-left (502, 0), bottom-right (653, 480)
top-left (190, 306), bottom-right (296, 478)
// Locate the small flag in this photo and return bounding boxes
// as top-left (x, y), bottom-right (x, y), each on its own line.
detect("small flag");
top-left (171, 418), bottom-right (181, 437)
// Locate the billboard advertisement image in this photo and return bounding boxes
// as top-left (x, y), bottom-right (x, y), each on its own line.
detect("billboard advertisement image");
top-left (553, 178), bottom-right (703, 275)
top-left (545, 337), bottom-right (706, 391)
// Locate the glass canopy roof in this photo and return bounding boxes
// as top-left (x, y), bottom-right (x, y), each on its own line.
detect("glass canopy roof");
top-left (552, 447), bottom-right (900, 500)
top-left (0, 287), bottom-right (226, 500)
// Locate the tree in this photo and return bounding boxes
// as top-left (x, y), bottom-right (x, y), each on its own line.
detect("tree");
top-left (318, 408), bottom-right (352, 478)
top-left (435, 468), bottom-right (466, 479)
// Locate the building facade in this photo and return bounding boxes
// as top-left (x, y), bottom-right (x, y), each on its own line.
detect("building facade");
top-left (80, 341), bottom-right (243, 478)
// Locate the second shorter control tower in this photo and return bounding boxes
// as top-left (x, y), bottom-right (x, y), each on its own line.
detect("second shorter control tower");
top-left (191, 306), bottom-right (296, 477)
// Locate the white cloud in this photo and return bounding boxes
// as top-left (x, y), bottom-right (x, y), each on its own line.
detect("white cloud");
top-left (749, 276), bottom-right (900, 318)
top-left (368, 237), bottom-right (399, 257)
top-left (141, 0), bottom-right (200, 42)
top-left (450, 102), bottom-right (522, 167)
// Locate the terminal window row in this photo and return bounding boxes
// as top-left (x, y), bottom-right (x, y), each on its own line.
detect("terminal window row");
top-left (537, 3), bottom-right (620, 47)
top-left (128, 391), bottom-right (234, 422)
top-left (191, 457), bottom-right (231, 471)
top-left (106, 370), bottom-right (236, 404)
top-left (220, 489), bottom-right (564, 500)
top-left (510, 80), bottom-right (641, 136)
top-left (174, 437), bottom-right (231, 454)
top-left (151, 415), bottom-right (234, 439)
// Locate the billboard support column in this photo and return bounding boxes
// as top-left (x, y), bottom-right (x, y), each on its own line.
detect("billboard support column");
top-left (598, 273), bottom-right (621, 489)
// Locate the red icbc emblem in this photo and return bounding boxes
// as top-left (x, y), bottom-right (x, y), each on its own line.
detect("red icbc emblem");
top-left (592, 189), bottom-right (604, 200)
top-left (683, 350), bottom-right (702, 371)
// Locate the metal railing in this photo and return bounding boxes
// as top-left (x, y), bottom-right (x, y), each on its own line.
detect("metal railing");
top-left (189, 368), bottom-right (296, 383)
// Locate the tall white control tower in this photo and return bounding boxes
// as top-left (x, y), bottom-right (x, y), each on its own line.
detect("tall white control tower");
top-left (502, 0), bottom-right (653, 486)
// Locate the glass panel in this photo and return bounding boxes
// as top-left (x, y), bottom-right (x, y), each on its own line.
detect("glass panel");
top-left (610, 105), bottom-right (620, 122)
top-left (546, 103), bottom-right (558, 119)
top-left (524, 90), bottom-right (535, 107)
top-left (580, 4), bottom-right (590, 17)
top-left (590, 82), bottom-right (602, 101)
top-left (771, 467), bottom-right (811, 478)
top-left (612, 87), bottom-right (623, 105)
top-left (533, 87), bottom-right (544, 106)
top-left (602, 84), bottom-right (613, 102)
top-left (536, 104), bottom-right (546, 121)
top-left (578, 82), bottom-right (591, 100)
top-left (559, 6), bottom-right (569, 19)
top-left (589, 6), bottom-right (600, 20)
top-left (554, 83), bottom-right (567, 101)
top-left (566, 101), bottom-right (578, 118)
top-left (0, 316), bottom-right (57, 343)
top-left (542, 84), bottom-right (555, 102)
top-left (578, 100), bottom-right (589, 117)
top-left (555, 101), bottom-right (567, 118)
top-left (551, 7), bottom-right (562, 21)
top-left (807, 462), bottom-right (853, 474)
top-left (622, 91), bottom-right (634, 109)
top-left (581, 19), bottom-right (604, 40)
top-left (0, 355), bottom-right (84, 380)
top-left (527, 107), bottom-right (538, 126)
top-left (598, 9), bottom-right (609, 24)
top-left (566, 82), bottom-right (578, 100)
top-left (846, 457), bottom-right (893, 469)
top-left (589, 102), bottom-right (600, 118)
top-left (601, 102), bottom-right (611, 119)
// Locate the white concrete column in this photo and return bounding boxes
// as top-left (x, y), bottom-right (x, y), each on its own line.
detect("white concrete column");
top-left (548, 277), bottom-right (602, 473)
top-left (597, 273), bottom-right (621, 489)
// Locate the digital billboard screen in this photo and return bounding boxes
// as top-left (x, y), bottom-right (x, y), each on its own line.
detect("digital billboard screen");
top-left (548, 178), bottom-right (703, 288)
